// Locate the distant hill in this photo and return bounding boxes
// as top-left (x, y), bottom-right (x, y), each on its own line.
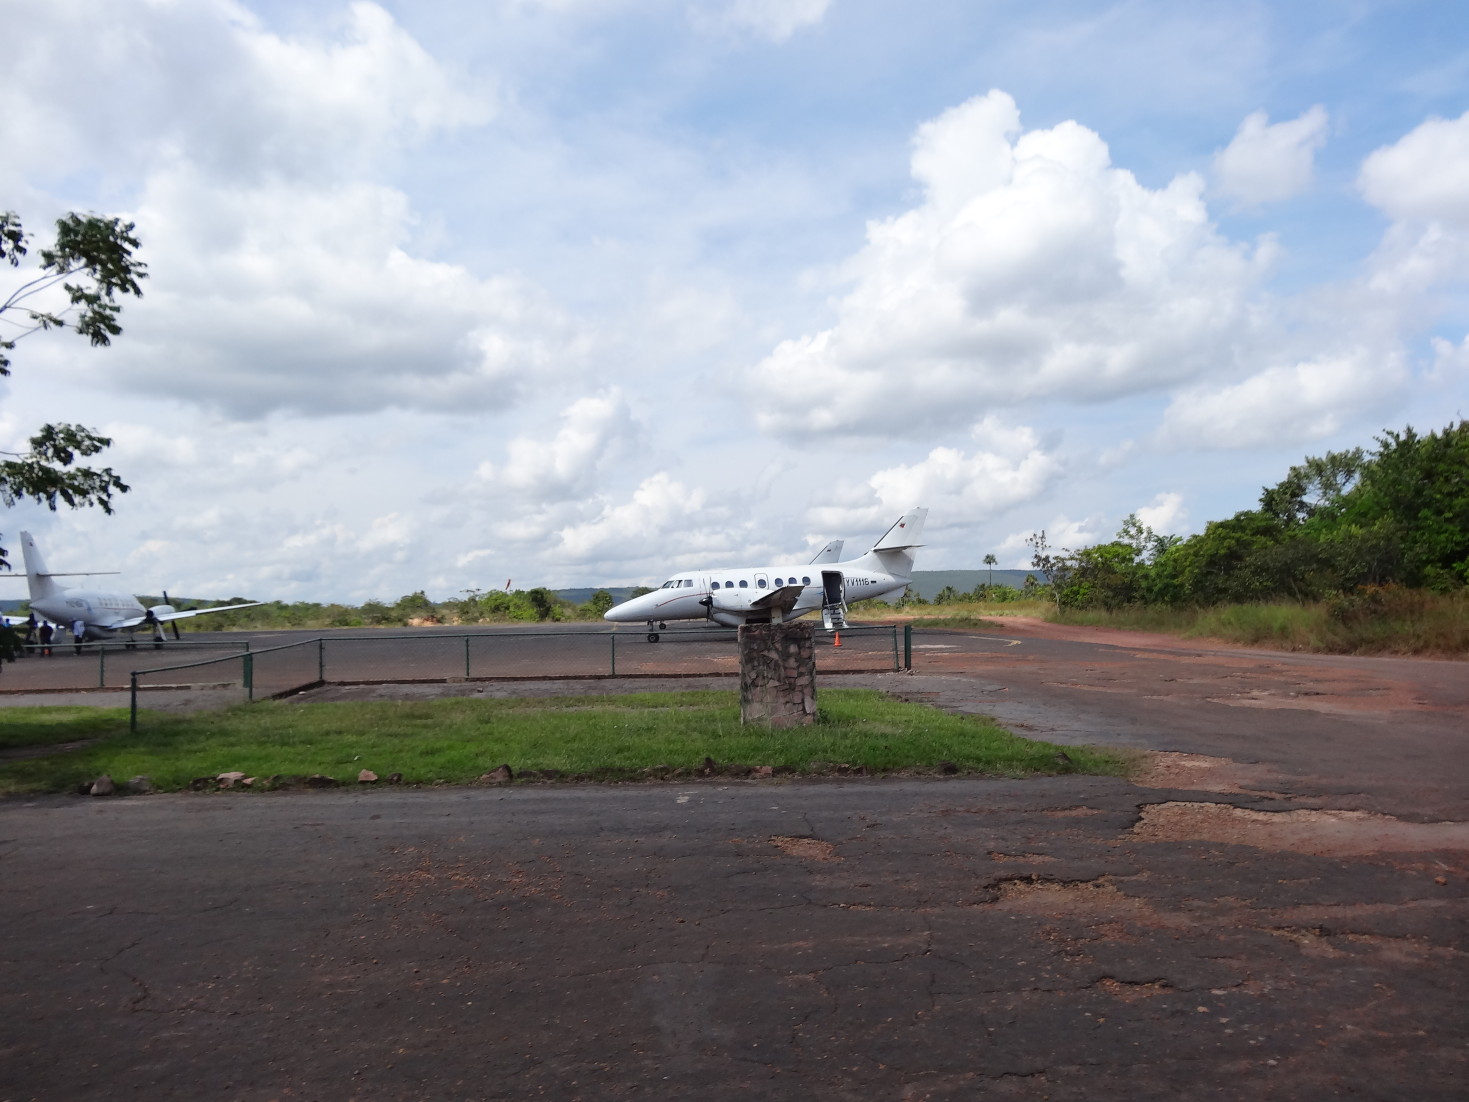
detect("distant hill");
top-left (903, 569), bottom-right (1036, 600)
top-left (553, 587), bottom-right (638, 606)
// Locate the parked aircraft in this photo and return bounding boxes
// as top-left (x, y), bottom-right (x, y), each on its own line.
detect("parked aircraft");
top-left (604, 509), bottom-right (926, 641)
top-left (2, 531), bottom-right (263, 646)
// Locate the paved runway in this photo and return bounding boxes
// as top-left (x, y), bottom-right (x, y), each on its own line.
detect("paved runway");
top-left (0, 620), bottom-right (1464, 1099)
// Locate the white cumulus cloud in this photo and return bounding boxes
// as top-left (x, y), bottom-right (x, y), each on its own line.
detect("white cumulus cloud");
top-left (1134, 491), bottom-right (1187, 536)
top-left (97, 169), bottom-right (586, 417)
top-left (750, 90), bottom-right (1268, 438)
top-left (706, 0), bottom-right (832, 42)
top-left (1359, 110), bottom-right (1469, 228)
top-left (476, 390), bottom-right (641, 500)
top-left (1211, 106), bottom-right (1329, 206)
top-left (1157, 348), bottom-right (1406, 450)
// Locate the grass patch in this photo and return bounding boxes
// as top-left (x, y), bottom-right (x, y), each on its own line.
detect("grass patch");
top-left (0, 689), bottom-right (1126, 795)
top-left (851, 600), bottom-right (1054, 625)
top-left (0, 707), bottom-right (134, 752)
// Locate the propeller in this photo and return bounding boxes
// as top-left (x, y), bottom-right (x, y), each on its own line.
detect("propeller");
top-left (163, 590), bottom-right (181, 640)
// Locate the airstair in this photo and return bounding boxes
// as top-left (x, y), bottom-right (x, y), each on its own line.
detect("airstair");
top-left (820, 570), bottom-right (847, 631)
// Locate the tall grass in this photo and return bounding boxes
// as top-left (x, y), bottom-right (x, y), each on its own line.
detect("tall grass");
top-left (1065, 588), bottom-right (1468, 655)
top-left (862, 587), bottom-right (1467, 655)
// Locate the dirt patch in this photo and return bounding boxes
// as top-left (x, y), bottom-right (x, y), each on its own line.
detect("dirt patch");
top-left (1132, 752), bottom-right (1287, 795)
top-left (1132, 801), bottom-right (1469, 857)
top-left (768, 835), bottom-right (839, 861)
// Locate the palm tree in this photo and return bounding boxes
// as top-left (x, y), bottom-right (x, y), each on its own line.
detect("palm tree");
top-left (983, 553), bottom-right (998, 590)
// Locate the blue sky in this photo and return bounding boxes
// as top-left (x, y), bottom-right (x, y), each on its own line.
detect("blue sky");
top-left (2, 0), bottom-right (1467, 601)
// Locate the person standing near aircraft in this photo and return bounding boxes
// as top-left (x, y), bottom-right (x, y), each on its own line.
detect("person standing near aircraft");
top-left (21, 614), bottom-right (37, 655)
top-left (72, 618), bottom-right (86, 655)
top-left (38, 622), bottom-right (53, 656)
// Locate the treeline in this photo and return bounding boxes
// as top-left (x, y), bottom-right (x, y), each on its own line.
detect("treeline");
top-left (1029, 421), bottom-right (1468, 612)
top-left (173, 586), bottom-right (642, 632)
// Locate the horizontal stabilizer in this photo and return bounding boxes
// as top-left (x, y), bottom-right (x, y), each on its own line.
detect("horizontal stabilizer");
top-left (872, 507), bottom-right (928, 551)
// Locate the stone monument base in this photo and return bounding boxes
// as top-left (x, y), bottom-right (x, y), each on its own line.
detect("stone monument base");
top-left (738, 621), bottom-right (816, 727)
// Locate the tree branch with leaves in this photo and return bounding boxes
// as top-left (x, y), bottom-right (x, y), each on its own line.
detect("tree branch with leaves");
top-left (0, 210), bottom-right (146, 570)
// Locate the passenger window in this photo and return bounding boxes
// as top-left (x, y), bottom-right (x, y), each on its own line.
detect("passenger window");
top-left (738, 579), bottom-right (748, 588)
top-left (757, 578), bottom-right (767, 588)
top-left (774, 577), bottom-right (783, 586)
top-left (802, 576), bottom-right (811, 585)
top-left (711, 581), bottom-right (720, 589)
top-left (725, 580), bottom-right (734, 588)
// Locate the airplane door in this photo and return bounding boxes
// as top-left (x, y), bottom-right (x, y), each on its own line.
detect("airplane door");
top-left (820, 570), bottom-right (845, 607)
top-left (754, 572), bottom-right (769, 591)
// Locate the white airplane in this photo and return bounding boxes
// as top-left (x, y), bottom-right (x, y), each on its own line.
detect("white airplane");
top-left (604, 508), bottom-right (926, 641)
top-left (2, 531), bottom-right (264, 646)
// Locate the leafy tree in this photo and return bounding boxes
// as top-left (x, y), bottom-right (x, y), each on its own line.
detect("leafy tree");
top-left (1338, 422), bottom-right (1469, 588)
top-left (526, 586), bottom-right (557, 621)
top-left (1, 211), bottom-right (146, 568)
top-left (1027, 531), bottom-right (1075, 612)
top-left (584, 589), bottom-right (615, 617)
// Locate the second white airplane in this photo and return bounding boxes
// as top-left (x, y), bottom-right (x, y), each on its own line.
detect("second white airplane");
top-left (604, 508), bottom-right (927, 641)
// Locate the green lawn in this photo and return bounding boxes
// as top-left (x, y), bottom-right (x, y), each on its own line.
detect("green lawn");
top-left (0, 689), bottom-right (1127, 794)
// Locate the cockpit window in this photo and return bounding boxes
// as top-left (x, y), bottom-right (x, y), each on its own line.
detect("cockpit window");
top-left (683, 579), bottom-right (692, 586)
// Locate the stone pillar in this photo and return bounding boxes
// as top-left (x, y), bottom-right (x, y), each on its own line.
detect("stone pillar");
top-left (738, 621), bottom-right (817, 727)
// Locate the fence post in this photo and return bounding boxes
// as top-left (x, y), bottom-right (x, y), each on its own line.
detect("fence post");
top-left (465, 635), bottom-right (471, 679)
top-left (318, 637), bottom-right (326, 683)
top-left (903, 623), bottom-right (912, 670)
top-left (244, 652), bottom-right (254, 702)
top-left (129, 671), bottom-right (138, 733)
top-left (891, 626), bottom-right (900, 671)
top-left (99, 645), bottom-right (106, 688)
top-left (610, 632), bottom-right (617, 677)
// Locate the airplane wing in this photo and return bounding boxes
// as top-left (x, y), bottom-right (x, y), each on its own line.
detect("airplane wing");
top-left (747, 584), bottom-right (805, 616)
top-left (110, 602), bottom-right (266, 631)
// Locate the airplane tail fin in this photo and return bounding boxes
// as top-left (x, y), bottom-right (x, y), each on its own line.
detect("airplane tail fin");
top-left (864, 507), bottom-right (928, 579)
top-left (808, 539), bottom-right (845, 564)
top-left (18, 532), bottom-right (62, 603)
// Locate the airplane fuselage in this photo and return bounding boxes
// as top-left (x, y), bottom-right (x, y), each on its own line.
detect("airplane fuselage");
top-left (29, 590), bottom-right (151, 639)
top-left (603, 509), bottom-right (927, 636)
top-left (603, 562), bottom-right (901, 629)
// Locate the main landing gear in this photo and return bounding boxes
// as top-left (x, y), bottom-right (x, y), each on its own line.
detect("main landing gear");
top-left (646, 620), bottom-right (668, 643)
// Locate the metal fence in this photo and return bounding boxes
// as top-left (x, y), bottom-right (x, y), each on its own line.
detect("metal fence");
top-left (111, 625), bottom-right (913, 730)
top-left (6, 639), bottom-right (250, 691)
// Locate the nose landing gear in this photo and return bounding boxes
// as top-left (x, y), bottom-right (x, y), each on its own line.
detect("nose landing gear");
top-left (646, 620), bottom-right (667, 643)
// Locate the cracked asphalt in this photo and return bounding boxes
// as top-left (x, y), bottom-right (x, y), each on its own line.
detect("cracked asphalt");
top-left (0, 625), bottom-right (1465, 1100)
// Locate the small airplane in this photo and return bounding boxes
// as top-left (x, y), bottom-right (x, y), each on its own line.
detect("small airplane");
top-left (2, 531), bottom-right (264, 646)
top-left (604, 509), bottom-right (926, 641)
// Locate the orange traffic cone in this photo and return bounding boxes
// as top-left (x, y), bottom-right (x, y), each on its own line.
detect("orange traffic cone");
top-left (833, 631), bottom-right (842, 647)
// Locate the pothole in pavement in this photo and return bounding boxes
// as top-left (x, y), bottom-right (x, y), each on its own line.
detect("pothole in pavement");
top-left (1131, 802), bottom-right (1469, 857)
